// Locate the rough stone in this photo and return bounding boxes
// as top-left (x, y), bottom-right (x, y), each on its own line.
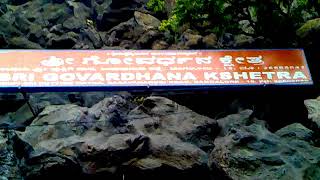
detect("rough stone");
top-left (210, 111), bottom-right (320, 180)
top-left (134, 11), bottom-right (161, 29)
top-left (202, 33), bottom-right (218, 48)
top-left (305, 97), bottom-right (320, 129)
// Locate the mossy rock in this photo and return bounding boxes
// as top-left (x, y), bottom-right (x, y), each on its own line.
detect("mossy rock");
top-left (296, 18), bottom-right (320, 39)
top-left (8, 36), bottom-right (42, 49)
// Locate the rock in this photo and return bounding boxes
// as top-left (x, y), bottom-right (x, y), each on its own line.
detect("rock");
top-left (66, 1), bottom-right (91, 21)
top-left (47, 33), bottom-right (78, 49)
top-left (128, 96), bottom-right (219, 152)
top-left (202, 33), bottom-right (218, 48)
top-left (94, 0), bottom-right (141, 31)
top-left (152, 40), bottom-right (169, 50)
top-left (88, 94), bottom-right (135, 128)
top-left (210, 111), bottom-right (320, 180)
top-left (233, 34), bottom-right (255, 48)
top-left (127, 134), bottom-right (211, 180)
top-left (0, 130), bottom-right (23, 179)
top-left (27, 24), bottom-right (46, 45)
top-left (105, 18), bottom-right (145, 46)
top-left (180, 29), bottom-right (203, 49)
top-left (63, 16), bottom-right (86, 31)
top-left (0, 103), bottom-right (35, 130)
top-left (82, 27), bottom-right (103, 48)
top-left (219, 33), bottom-right (235, 47)
top-left (134, 11), bottom-right (161, 29)
top-left (297, 18), bottom-right (320, 48)
top-left (305, 97), bottom-right (320, 129)
top-left (239, 20), bottom-right (255, 34)
top-left (28, 92), bottom-right (81, 115)
top-left (49, 24), bottom-right (64, 35)
top-left (275, 123), bottom-right (314, 142)
top-left (19, 104), bottom-right (90, 146)
top-left (297, 18), bottom-right (320, 39)
top-left (17, 96), bottom-right (219, 178)
top-left (0, 33), bottom-right (8, 48)
top-left (8, 36), bottom-right (42, 49)
top-left (79, 91), bottom-right (131, 108)
top-left (136, 30), bottom-right (162, 48)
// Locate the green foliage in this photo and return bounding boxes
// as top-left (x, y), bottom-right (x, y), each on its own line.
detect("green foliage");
top-left (159, 14), bottom-right (179, 32)
top-left (147, 0), bottom-right (165, 13)
top-left (153, 0), bottom-right (319, 46)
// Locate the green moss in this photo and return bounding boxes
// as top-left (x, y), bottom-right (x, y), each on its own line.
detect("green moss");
top-left (147, 0), bottom-right (165, 13)
top-left (296, 18), bottom-right (320, 38)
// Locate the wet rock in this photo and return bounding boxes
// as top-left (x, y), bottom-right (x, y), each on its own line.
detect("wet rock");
top-left (210, 111), bottom-right (320, 180)
top-left (305, 97), bottom-right (320, 129)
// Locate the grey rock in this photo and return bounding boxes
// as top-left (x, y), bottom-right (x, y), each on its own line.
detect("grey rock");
top-left (210, 112), bottom-right (320, 180)
top-left (128, 96), bottom-right (219, 152)
top-left (233, 34), bottom-right (255, 48)
top-left (63, 16), bottom-right (86, 31)
top-left (275, 123), bottom-right (314, 142)
top-left (82, 27), bottom-right (103, 48)
top-left (134, 11), bottom-right (161, 29)
top-left (0, 131), bottom-right (23, 179)
top-left (8, 36), bottom-right (42, 49)
top-left (305, 97), bottom-right (320, 129)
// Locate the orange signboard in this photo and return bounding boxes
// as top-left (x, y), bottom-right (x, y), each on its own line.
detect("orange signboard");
top-left (0, 49), bottom-right (313, 91)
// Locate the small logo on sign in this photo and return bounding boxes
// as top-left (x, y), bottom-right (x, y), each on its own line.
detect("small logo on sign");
top-left (41, 56), bottom-right (64, 67)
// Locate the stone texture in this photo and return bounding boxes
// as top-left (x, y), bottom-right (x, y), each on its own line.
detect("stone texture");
top-left (15, 96), bottom-right (218, 179)
top-left (305, 97), bottom-right (320, 129)
top-left (209, 110), bottom-right (320, 180)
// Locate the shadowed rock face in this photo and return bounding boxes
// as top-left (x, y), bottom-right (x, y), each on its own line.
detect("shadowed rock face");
top-left (210, 110), bottom-right (320, 180)
top-left (14, 96), bottom-right (218, 179)
top-left (0, 95), bottom-right (320, 179)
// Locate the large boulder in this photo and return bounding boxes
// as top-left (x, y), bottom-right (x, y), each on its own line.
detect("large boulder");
top-left (304, 97), bottom-right (320, 129)
top-left (104, 16), bottom-right (163, 49)
top-left (297, 18), bottom-right (320, 49)
top-left (16, 96), bottom-right (218, 179)
top-left (209, 110), bottom-right (320, 180)
top-left (127, 96), bottom-right (219, 152)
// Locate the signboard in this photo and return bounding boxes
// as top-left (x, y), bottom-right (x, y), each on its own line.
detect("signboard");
top-left (0, 49), bottom-right (313, 91)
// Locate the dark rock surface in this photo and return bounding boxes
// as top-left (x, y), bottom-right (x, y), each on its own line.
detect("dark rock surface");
top-left (210, 110), bottom-right (320, 180)
top-left (0, 94), bottom-right (318, 179)
top-left (13, 96), bottom-right (217, 179)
